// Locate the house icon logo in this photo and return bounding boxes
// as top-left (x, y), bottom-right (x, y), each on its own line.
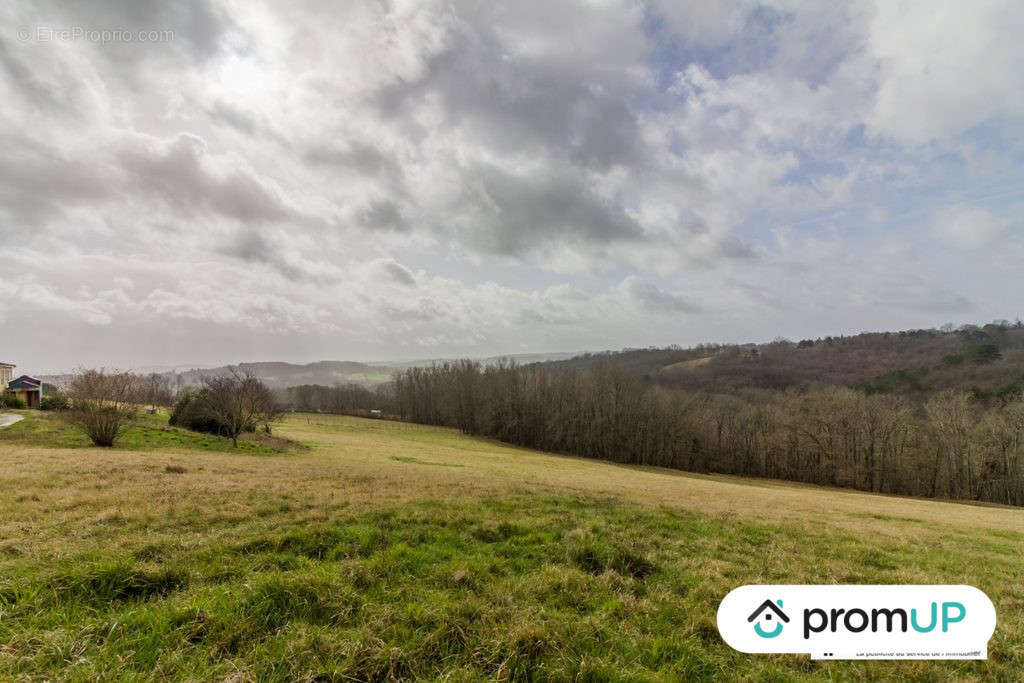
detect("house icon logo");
top-left (748, 599), bottom-right (789, 638)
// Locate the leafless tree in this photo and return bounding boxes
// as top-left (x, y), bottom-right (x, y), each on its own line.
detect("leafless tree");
top-left (390, 360), bottom-right (1024, 506)
top-left (197, 370), bottom-right (282, 446)
top-left (141, 373), bottom-right (174, 413)
top-left (63, 370), bottom-right (142, 447)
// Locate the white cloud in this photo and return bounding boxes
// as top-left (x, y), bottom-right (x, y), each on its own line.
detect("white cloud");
top-left (868, 0), bottom-right (1024, 144)
top-left (0, 0), bottom-right (1022, 369)
top-left (932, 204), bottom-right (1012, 249)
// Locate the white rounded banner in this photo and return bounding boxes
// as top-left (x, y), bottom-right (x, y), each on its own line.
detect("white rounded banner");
top-left (718, 585), bottom-right (996, 660)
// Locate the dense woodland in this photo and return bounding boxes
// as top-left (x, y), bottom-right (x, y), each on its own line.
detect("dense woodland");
top-left (270, 323), bottom-right (1024, 504)
top-left (275, 322), bottom-right (1024, 506)
top-left (390, 359), bottom-right (1024, 505)
top-left (282, 383), bottom-right (386, 415)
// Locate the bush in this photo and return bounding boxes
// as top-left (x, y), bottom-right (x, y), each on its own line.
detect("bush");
top-left (0, 394), bottom-right (27, 409)
top-left (62, 370), bottom-right (140, 447)
top-left (169, 390), bottom-right (232, 436)
top-left (966, 343), bottom-right (1002, 364)
top-left (40, 394), bottom-right (70, 411)
top-left (170, 372), bottom-right (282, 446)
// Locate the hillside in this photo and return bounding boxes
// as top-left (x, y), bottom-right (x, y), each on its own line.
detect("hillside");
top-left (170, 355), bottom-right (577, 389)
top-left (38, 354), bottom-right (579, 391)
top-left (167, 360), bottom-right (394, 389)
top-left (0, 413), bottom-right (1021, 679)
top-left (539, 322), bottom-right (1024, 399)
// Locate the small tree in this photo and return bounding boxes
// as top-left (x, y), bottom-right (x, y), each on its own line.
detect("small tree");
top-left (141, 373), bottom-right (174, 413)
top-left (63, 370), bottom-right (141, 447)
top-left (197, 370), bottom-right (281, 446)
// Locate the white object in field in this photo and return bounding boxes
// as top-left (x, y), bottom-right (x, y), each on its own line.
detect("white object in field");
top-left (0, 413), bottom-right (24, 429)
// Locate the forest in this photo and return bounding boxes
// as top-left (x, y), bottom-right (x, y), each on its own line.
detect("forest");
top-left (284, 322), bottom-right (1024, 506)
top-left (390, 361), bottom-right (1024, 505)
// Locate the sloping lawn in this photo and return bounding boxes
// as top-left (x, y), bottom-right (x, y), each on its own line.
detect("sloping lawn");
top-left (0, 409), bottom-right (291, 455)
top-left (0, 414), bottom-right (1021, 680)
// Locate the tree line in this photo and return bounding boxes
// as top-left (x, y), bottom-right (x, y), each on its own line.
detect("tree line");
top-left (281, 383), bottom-right (390, 416)
top-left (392, 361), bottom-right (1024, 506)
top-left (52, 368), bottom-right (281, 448)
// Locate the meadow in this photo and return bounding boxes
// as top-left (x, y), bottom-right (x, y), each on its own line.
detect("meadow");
top-left (0, 412), bottom-right (1022, 680)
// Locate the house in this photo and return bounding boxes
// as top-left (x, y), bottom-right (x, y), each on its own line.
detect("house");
top-left (6, 374), bottom-right (43, 409)
top-left (0, 362), bottom-right (14, 387)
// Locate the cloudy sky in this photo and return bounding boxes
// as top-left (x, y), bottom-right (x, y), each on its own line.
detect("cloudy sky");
top-left (1, 0), bottom-right (1022, 372)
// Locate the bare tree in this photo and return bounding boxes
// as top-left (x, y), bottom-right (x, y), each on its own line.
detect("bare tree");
top-left (197, 370), bottom-right (281, 446)
top-left (925, 390), bottom-right (976, 499)
top-left (63, 370), bottom-right (142, 447)
top-left (141, 373), bottom-right (174, 413)
top-left (389, 356), bottom-right (1024, 506)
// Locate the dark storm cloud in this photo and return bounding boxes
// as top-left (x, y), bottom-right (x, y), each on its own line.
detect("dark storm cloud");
top-left (218, 229), bottom-right (305, 281)
top-left (625, 278), bottom-right (702, 314)
top-left (118, 133), bottom-right (291, 223)
top-left (304, 143), bottom-right (398, 177)
top-left (455, 163), bottom-right (646, 256)
top-left (380, 260), bottom-right (417, 287)
top-left (359, 199), bottom-right (407, 231)
top-left (716, 235), bottom-right (759, 260)
top-left (0, 136), bottom-right (114, 228)
top-left (372, 15), bottom-right (646, 172)
top-left (207, 100), bottom-right (257, 135)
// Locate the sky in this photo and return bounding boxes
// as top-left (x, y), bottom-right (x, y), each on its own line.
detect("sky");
top-left (1, 0), bottom-right (1022, 372)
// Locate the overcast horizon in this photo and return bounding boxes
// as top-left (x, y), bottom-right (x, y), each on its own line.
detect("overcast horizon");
top-left (2, 1), bottom-right (1022, 374)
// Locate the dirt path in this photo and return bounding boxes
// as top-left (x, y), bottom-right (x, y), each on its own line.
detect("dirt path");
top-left (0, 413), bottom-right (24, 429)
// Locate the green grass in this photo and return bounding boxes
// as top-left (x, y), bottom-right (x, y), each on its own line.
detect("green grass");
top-left (0, 413), bottom-right (1022, 680)
top-left (2, 495), bottom-right (1021, 680)
top-left (0, 410), bottom-right (286, 455)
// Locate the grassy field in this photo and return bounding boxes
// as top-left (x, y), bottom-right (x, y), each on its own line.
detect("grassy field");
top-left (1, 413), bottom-right (1022, 680)
top-left (0, 409), bottom-right (298, 455)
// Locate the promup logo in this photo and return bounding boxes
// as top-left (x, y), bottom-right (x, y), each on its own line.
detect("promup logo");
top-left (748, 599), bottom-right (789, 638)
top-left (718, 585), bottom-right (996, 660)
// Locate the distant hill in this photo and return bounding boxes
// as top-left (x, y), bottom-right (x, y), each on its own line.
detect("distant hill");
top-left (36, 353), bottom-right (580, 391)
top-left (165, 361), bottom-right (394, 390)
top-left (382, 351), bottom-right (578, 369)
top-left (534, 322), bottom-right (1024, 400)
top-left (181, 354), bottom-right (578, 388)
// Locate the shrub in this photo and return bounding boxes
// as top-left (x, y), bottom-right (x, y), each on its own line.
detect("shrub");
top-left (39, 394), bottom-right (70, 411)
top-left (966, 343), bottom-right (1001, 364)
top-left (62, 370), bottom-right (141, 447)
top-left (197, 371), bottom-right (282, 445)
top-left (0, 394), bottom-right (27, 409)
top-left (170, 372), bottom-right (282, 446)
top-left (169, 390), bottom-right (229, 435)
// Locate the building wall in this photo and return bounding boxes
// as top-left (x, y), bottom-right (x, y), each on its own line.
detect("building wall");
top-left (0, 366), bottom-right (12, 386)
top-left (12, 388), bottom-right (41, 409)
